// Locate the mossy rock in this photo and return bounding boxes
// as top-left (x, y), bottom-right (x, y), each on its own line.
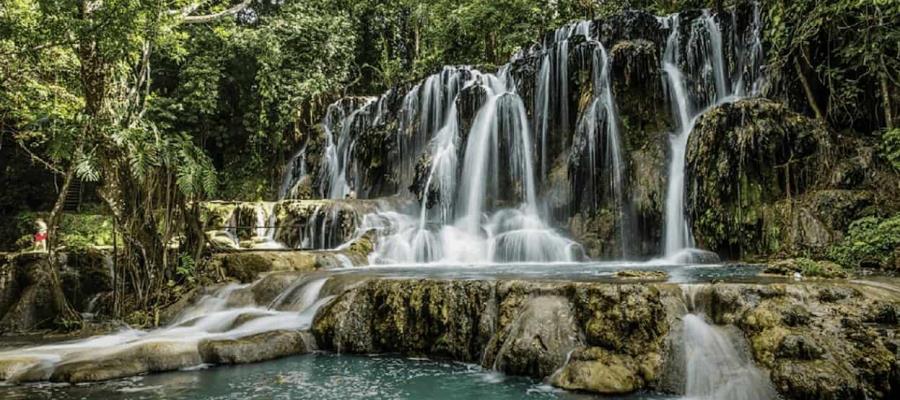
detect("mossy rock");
top-left (764, 258), bottom-right (848, 279)
top-left (686, 99), bottom-right (832, 259)
top-left (551, 346), bottom-right (660, 394)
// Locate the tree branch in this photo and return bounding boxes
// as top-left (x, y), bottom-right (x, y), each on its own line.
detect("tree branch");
top-left (169, 0), bottom-right (214, 17)
top-left (16, 140), bottom-right (65, 175)
top-left (181, 0), bottom-right (251, 24)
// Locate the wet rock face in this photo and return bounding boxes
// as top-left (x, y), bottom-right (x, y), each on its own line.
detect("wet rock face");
top-left (311, 279), bottom-right (899, 399)
top-left (685, 99), bottom-right (834, 259)
top-left (551, 346), bottom-right (661, 394)
top-left (313, 279), bottom-right (496, 360)
top-left (684, 98), bottom-right (898, 261)
top-left (490, 295), bottom-right (581, 378)
top-left (313, 279), bottom-right (669, 393)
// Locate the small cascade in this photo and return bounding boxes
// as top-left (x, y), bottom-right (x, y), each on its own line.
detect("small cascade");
top-left (321, 97), bottom-right (378, 199)
top-left (0, 275), bottom-right (334, 383)
top-left (660, 4), bottom-right (764, 259)
top-left (223, 212), bottom-right (240, 248)
top-left (678, 285), bottom-right (776, 400)
top-left (682, 315), bottom-right (777, 400)
top-left (252, 202), bottom-right (283, 249)
top-left (269, 277), bottom-right (330, 312)
top-left (534, 25), bottom-right (576, 180)
top-left (296, 203), bottom-right (356, 250)
top-left (279, 145), bottom-right (307, 199)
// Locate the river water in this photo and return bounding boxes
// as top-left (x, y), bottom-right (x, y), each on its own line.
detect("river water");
top-left (0, 353), bottom-right (680, 400)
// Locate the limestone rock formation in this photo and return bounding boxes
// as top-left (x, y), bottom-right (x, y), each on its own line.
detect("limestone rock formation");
top-left (310, 278), bottom-right (898, 399)
top-left (199, 330), bottom-right (310, 364)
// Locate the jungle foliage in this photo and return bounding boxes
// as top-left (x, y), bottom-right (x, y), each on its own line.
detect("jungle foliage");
top-left (829, 214), bottom-right (900, 271)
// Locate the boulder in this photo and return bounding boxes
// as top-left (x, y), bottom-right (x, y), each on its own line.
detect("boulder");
top-left (686, 99), bottom-right (832, 259)
top-left (199, 330), bottom-right (308, 364)
top-left (49, 340), bottom-right (202, 383)
top-left (551, 347), bottom-right (661, 394)
top-left (491, 295), bottom-right (581, 378)
top-left (0, 355), bottom-right (44, 381)
top-left (776, 335), bottom-right (825, 360)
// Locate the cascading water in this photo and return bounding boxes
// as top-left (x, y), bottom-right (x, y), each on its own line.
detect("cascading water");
top-left (679, 285), bottom-right (777, 399)
top-left (274, 5), bottom-right (764, 264)
top-left (322, 97), bottom-right (377, 199)
top-left (0, 279), bottom-right (332, 382)
top-left (279, 146), bottom-right (307, 199)
top-left (368, 67), bottom-right (583, 264)
top-left (660, 5), bottom-right (764, 260)
top-left (253, 202), bottom-right (282, 249)
top-left (534, 25), bottom-right (576, 180)
top-left (575, 35), bottom-right (635, 257)
top-left (681, 314), bottom-right (777, 400)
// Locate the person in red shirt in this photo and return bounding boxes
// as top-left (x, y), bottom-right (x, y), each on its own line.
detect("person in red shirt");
top-left (34, 218), bottom-right (48, 252)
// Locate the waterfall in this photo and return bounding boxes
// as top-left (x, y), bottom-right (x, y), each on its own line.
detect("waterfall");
top-left (576, 35), bottom-right (635, 257)
top-left (660, 5), bottom-right (764, 259)
top-left (533, 22), bottom-right (591, 182)
top-left (253, 202), bottom-right (283, 249)
top-left (279, 145), bottom-right (307, 199)
top-left (272, 5), bottom-right (764, 264)
top-left (365, 67), bottom-right (581, 264)
top-left (682, 314), bottom-right (777, 399)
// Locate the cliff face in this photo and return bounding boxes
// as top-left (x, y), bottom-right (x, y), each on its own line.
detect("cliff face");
top-left (686, 99), bottom-right (899, 260)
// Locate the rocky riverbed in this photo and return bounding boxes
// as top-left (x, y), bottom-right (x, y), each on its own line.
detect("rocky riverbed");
top-left (1, 260), bottom-right (897, 399)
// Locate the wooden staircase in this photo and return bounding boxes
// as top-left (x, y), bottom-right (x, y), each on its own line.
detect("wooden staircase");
top-left (62, 179), bottom-right (82, 212)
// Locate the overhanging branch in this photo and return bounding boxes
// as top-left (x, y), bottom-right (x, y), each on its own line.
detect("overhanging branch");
top-left (181, 0), bottom-right (251, 24)
top-left (16, 140), bottom-right (64, 175)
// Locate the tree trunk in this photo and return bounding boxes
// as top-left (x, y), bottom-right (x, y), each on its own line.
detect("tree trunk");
top-left (45, 164), bottom-right (81, 325)
top-left (881, 73), bottom-right (894, 130)
top-left (794, 57), bottom-right (826, 122)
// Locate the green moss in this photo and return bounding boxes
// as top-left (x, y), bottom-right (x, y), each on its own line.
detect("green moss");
top-left (687, 99), bottom-right (832, 258)
top-left (764, 258), bottom-right (848, 278)
top-left (882, 128), bottom-right (900, 172)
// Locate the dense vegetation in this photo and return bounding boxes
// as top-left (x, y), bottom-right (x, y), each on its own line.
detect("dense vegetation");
top-left (1, 0), bottom-right (897, 324)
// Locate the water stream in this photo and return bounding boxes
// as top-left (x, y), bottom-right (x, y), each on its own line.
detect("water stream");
top-left (0, 280), bottom-right (331, 383)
